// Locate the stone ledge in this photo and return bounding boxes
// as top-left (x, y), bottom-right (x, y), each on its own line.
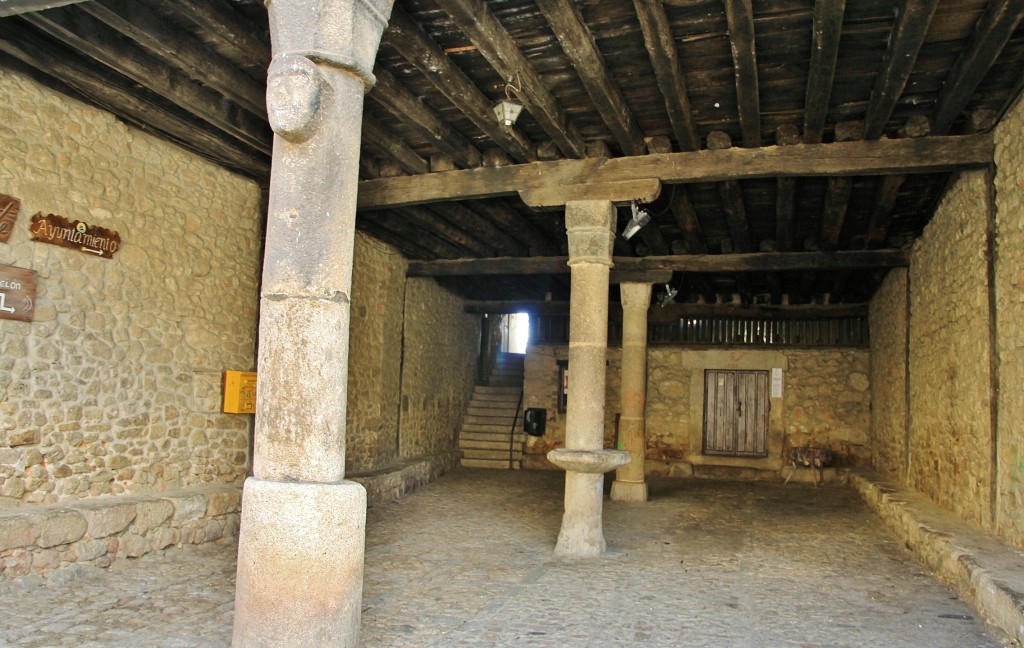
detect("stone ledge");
top-left (851, 471), bottom-right (1024, 644)
top-left (348, 450), bottom-right (461, 506)
top-left (0, 484), bottom-right (242, 585)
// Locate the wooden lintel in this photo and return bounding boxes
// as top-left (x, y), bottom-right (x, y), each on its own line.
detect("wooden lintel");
top-left (519, 179), bottom-right (662, 208)
top-left (609, 270), bottom-right (673, 285)
top-left (357, 134), bottom-right (993, 210)
top-left (408, 250), bottom-right (908, 277)
top-left (463, 300), bottom-right (869, 321)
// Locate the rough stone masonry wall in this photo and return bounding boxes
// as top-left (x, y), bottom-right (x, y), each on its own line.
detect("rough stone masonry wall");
top-left (524, 345), bottom-right (870, 474)
top-left (993, 95), bottom-right (1024, 544)
top-left (398, 277), bottom-right (479, 460)
top-left (344, 232), bottom-right (406, 474)
top-left (868, 268), bottom-right (909, 482)
top-left (907, 170), bottom-right (994, 529)
top-left (0, 69), bottom-right (261, 507)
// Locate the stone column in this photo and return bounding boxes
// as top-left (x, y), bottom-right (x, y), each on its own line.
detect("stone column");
top-left (611, 282), bottom-right (652, 502)
top-left (232, 1), bottom-right (393, 647)
top-left (548, 200), bottom-right (630, 558)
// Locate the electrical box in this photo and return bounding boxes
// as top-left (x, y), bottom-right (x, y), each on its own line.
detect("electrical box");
top-left (223, 371), bottom-right (257, 414)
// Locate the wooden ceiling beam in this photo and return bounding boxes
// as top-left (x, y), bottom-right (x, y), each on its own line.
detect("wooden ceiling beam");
top-left (369, 67), bottom-right (481, 170)
top-left (819, 120), bottom-right (863, 250)
top-left (0, 0), bottom-right (87, 17)
top-left (361, 210), bottom-right (464, 259)
top-left (436, 0), bottom-right (585, 159)
top-left (863, 0), bottom-right (939, 140)
top-left (0, 23), bottom-right (269, 178)
top-left (361, 115), bottom-right (430, 176)
top-left (470, 200), bottom-right (561, 256)
top-left (22, 8), bottom-right (272, 155)
top-left (464, 300), bottom-right (869, 321)
top-left (402, 206), bottom-right (497, 257)
top-left (142, 0), bottom-right (269, 77)
top-left (383, 6), bottom-right (535, 163)
top-left (932, 0), bottom-right (1024, 136)
top-left (724, 0), bottom-right (761, 148)
top-left (79, 0), bottom-right (265, 116)
top-left (803, 0), bottom-right (845, 144)
top-left (775, 125), bottom-right (801, 251)
top-left (708, 131), bottom-right (753, 253)
top-left (407, 250), bottom-right (908, 277)
top-left (426, 202), bottom-right (527, 257)
top-left (534, 0), bottom-right (646, 156)
top-left (632, 0), bottom-right (700, 152)
top-left (672, 189), bottom-right (708, 254)
top-left (356, 221), bottom-right (438, 260)
top-left (357, 134), bottom-right (994, 209)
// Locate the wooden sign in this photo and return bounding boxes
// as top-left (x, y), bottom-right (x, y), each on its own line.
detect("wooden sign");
top-left (0, 263), bottom-right (37, 322)
top-left (0, 194), bottom-right (20, 243)
top-left (29, 212), bottom-right (120, 259)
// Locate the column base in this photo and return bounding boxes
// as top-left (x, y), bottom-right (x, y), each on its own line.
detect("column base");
top-left (610, 479), bottom-right (648, 502)
top-left (554, 471), bottom-right (606, 558)
top-left (233, 477), bottom-right (367, 648)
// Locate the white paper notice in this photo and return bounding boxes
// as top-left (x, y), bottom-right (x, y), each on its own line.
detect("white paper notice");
top-left (771, 368), bottom-right (783, 398)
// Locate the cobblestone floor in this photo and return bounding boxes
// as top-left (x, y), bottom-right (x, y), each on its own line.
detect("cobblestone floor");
top-left (0, 469), bottom-right (1012, 647)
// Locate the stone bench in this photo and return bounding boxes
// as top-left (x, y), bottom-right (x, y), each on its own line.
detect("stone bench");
top-left (0, 484), bottom-right (242, 584)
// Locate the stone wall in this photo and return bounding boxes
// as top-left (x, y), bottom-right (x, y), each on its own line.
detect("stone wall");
top-left (0, 69), bottom-right (262, 506)
top-left (398, 278), bottom-right (479, 460)
top-left (523, 344), bottom-right (871, 476)
top-left (993, 95), bottom-right (1024, 544)
top-left (344, 232), bottom-right (406, 474)
top-left (868, 268), bottom-right (908, 482)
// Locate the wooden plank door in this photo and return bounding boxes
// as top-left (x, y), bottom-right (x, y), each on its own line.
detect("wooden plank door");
top-left (703, 370), bottom-right (769, 457)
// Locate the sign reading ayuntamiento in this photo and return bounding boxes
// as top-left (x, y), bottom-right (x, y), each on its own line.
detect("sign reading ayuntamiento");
top-left (29, 212), bottom-right (120, 259)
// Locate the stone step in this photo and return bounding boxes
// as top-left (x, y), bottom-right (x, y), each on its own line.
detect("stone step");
top-left (464, 414), bottom-right (520, 426)
top-left (461, 448), bottom-right (523, 461)
top-left (471, 393), bottom-right (522, 404)
top-left (460, 430), bottom-right (525, 443)
top-left (460, 438), bottom-right (523, 451)
top-left (467, 405), bottom-right (521, 416)
top-left (460, 458), bottom-right (521, 470)
top-left (473, 385), bottom-right (522, 395)
top-left (461, 426), bottom-right (521, 437)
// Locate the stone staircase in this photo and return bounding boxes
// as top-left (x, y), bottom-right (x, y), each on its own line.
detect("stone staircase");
top-left (459, 353), bottom-right (525, 469)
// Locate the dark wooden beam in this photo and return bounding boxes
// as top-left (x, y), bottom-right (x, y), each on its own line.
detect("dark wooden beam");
top-left (636, 218), bottom-right (669, 256)
top-left (362, 210), bottom-right (464, 259)
top-left (775, 125), bottom-right (800, 251)
top-left (932, 0), bottom-right (1024, 135)
top-left (400, 207), bottom-right (494, 257)
top-left (357, 134), bottom-right (993, 210)
top-left (863, 175), bottom-right (904, 249)
top-left (723, 0), bottom-right (761, 148)
top-left (436, 0), bottom-right (585, 158)
top-left (708, 131), bottom-right (752, 252)
top-left (0, 23), bottom-right (269, 178)
top-left (369, 67), bottom-right (481, 169)
top-left (79, 0), bottom-right (265, 116)
top-left (361, 115), bottom-right (430, 176)
top-left (672, 189), bottom-right (708, 254)
top-left (22, 8), bottom-right (272, 155)
top-left (407, 250), bottom-right (908, 277)
top-left (383, 6), bottom-right (535, 163)
top-left (803, 0), bottom-right (845, 144)
top-left (0, 0), bottom-right (87, 18)
top-left (863, 0), bottom-right (939, 140)
top-left (819, 120), bottom-right (863, 250)
top-left (470, 200), bottom-right (560, 256)
top-left (632, 0), bottom-right (700, 152)
top-left (356, 221), bottom-right (437, 260)
top-left (426, 202), bottom-right (527, 257)
top-left (464, 300), bottom-right (869, 321)
top-left (534, 0), bottom-right (646, 156)
top-left (143, 0), bottom-right (269, 77)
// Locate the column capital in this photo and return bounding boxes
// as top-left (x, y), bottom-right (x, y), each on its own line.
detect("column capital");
top-left (565, 200), bottom-right (615, 267)
top-left (620, 282), bottom-right (653, 310)
top-left (267, 0), bottom-right (395, 89)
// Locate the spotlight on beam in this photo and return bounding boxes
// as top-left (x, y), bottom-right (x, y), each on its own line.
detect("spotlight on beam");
top-left (659, 283), bottom-right (678, 307)
top-left (622, 201), bottom-right (651, 240)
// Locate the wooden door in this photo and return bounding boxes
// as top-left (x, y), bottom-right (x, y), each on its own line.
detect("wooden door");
top-left (703, 370), bottom-right (769, 457)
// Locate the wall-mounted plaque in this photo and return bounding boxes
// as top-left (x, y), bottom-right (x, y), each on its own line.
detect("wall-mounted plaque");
top-left (0, 194), bottom-right (20, 243)
top-left (29, 212), bottom-right (120, 259)
top-left (0, 263), bottom-right (37, 322)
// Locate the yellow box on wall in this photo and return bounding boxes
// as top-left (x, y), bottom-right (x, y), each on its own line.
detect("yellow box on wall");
top-left (223, 371), bottom-right (257, 414)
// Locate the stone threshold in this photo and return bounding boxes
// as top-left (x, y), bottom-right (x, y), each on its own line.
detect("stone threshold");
top-left (348, 450), bottom-right (462, 506)
top-left (851, 471), bottom-right (1024, 644)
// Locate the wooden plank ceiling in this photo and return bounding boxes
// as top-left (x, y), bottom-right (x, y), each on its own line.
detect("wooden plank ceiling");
top-left (2, 0), bottom-right (1023, 308)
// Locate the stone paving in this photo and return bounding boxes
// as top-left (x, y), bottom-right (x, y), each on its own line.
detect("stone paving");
top-left (0, 469), bottom-right (1013, 647)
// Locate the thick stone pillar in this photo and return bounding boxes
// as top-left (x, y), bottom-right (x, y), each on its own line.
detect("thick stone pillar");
top-left (232, 1), bottom-right (393, 646)
top-left (548, 201), bottom-right (629, 558)
top-left (611, 282), bottom-right (652, 502)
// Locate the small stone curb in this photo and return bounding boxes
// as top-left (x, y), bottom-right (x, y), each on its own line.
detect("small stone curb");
top-left (349, 451), bottom-right (460, 506)
top-left (850, 471), bottom-right (1024, 643)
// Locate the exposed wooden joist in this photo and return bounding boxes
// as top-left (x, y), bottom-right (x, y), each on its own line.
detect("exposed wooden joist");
top-left (803, 0), bottom-right (845, 144)
top-left (143, 0), bottom-right (269, 77)
top-left (426, 202), bottom-right (527, 257)
top-left (361, 210), bottom-right (464, 259)
top-left (383, 6), bottom-right (535, 163)
top-left (932, 0), bottom-right (1024, 135)
top-left (632, 0), bottom-right (700, 152)
top-left (357, 221), bottom-right (438, 260)
top-left (79, 0), bottom-right (265, 116)
top-left (358, 133), bottom-right (993, 210)
top-left (636, 216), bottom-right (670, 256)
top-left (464, 300), bottom-right (869, 321)
top-left (407, 250), bottom-right (909, 277)
top-left (671, 188), bottom-right (708, 254)
top-left (369, 67), bottom-right (481, 169)
top-left (0, 0), bottom-right (87, 18)
top-left (436, 0), bottom-right (585, 158)
top-left (22, 8), bottom-right (272, 155)
top-left (0, 23), bottom-right (270, 178)
top-left (723, 0), bottom-right (761, 148)
top-left (863, 175), bottom-right (905, 249)
top-left (708, 131), bottom-right (753, 252)
top-left (470, 200), bottom-right (560, 256)
top-left (863, 0), bottom-right (939, 140)
top-left (361, 115), bottom-right (430, 176)
top-left (534, 0), bottom-right (646, 156)
top-left (775, 124), bottom-right (800, 250)
top-left (400, 206), bottom-right (495, 257)
top-left (819, 120), bottom-right (863, 250)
